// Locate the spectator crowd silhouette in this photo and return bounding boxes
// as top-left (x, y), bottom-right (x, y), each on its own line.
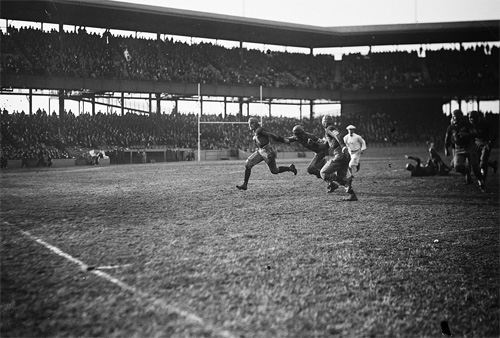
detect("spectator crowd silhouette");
top-left (2, 26), bottom-right (498, 89)
top-left (1, 26), bottom-right (498, 161)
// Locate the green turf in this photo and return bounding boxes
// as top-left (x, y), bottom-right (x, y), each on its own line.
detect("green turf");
top-left (1, 147), bottom-right (499, 337)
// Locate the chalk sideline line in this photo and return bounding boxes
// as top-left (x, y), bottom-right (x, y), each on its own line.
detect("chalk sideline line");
top-left (19, 229), bottom-right (236, 338)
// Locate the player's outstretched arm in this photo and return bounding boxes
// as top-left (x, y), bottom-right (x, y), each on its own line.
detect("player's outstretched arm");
top-left (405, 155), bottom-right (419, 161)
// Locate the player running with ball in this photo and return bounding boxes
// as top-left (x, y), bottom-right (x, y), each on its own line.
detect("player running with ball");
top-left (309, 115), bottom-right (358, 201)
top-left (286, 125), bottom-right (330, 179)
top-left (236, 117), bottom-right (297, 191)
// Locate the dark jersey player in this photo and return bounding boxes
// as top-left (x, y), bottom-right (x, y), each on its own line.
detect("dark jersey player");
top-left (236, 117), bottom-right (297, 191)
top-left (286, 125), bottom-right (330, 179)
top-left (444, 109), bottom-right (484, 189)
top-left (309, 115), bottom-right (358, 201)
top-left (405, 144), bottom-right (450, 177)
top-left (469, 110), bottom-right (498, 186)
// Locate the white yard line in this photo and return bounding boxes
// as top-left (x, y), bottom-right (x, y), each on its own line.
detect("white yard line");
top-left (95, 264), bottom-right (132, 270)
top-left (19, 230), bottom-right (236, 338)
top-left (399, 225), bottom-right (499, 239)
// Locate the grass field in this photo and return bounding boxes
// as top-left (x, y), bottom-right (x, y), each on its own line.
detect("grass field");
top-left (1, 146), bottom-right (499, 338)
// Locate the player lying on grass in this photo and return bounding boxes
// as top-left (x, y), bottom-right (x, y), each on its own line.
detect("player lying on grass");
top-left (285, 125), bottom-right (330, 179)
top-left (236, 117), bottom-right (297, 191)
top-left (405, 143), bottom-right (451, 177)
top-left (308, 115), bottom-right (358, 201)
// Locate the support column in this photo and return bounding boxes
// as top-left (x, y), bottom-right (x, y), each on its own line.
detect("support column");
top-left (156, 93), bottom-right (161, 114)
top-left (29, 88), bottom-right (33, 115)
top-left (223, 97), bottom-right (227, 118)
top-left (309, 100), bottom-right (314, 120)
top-left (59, 90), bottom-right (65, 134)
top-left (121, 92), bottom-right (125, 116)
top-left (92, 95), bottom-right (96, 116)
top-left (156, 93), bottom-right (162, 135)
top-left (299, 99), bottom-right (303, 120)
top-left (149, 93), bottom-right (152, 114)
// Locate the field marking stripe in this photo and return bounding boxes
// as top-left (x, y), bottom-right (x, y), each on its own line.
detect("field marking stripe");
top-left (400, 225), bottom-right (499, 239)
top-left (19, 230), bottom-right (236, 338)
top-left (21, 230), bottom-right (89, 268)
top-left (96, 264), bottom-right (132, 270)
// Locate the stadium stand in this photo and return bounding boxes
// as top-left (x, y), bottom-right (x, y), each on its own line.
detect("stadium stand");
top-left (1, 26), bottom-right (499, 162)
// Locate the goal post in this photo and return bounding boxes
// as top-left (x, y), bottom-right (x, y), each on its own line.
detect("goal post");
top-left (197, 85), bottom-right (264, 162)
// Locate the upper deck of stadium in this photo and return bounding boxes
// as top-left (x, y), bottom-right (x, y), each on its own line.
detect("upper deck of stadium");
top-left (1, 0), bottom-right (499, 48)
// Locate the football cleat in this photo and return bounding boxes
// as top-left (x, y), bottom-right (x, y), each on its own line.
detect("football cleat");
top-left (236, 183), bottom-right (248, 191)
top-left (343, 193), bottom-right (358, 201)
top-left (327, 181), bottom-right (339, 193)
top-left (290, 164), bottom-right (297, 175)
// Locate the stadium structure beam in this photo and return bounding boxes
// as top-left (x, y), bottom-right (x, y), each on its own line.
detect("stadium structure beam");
top-left (1, 0), bottom-right (498, 48)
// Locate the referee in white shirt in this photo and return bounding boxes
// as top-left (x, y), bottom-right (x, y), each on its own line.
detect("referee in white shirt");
top-left (343, 125), bottom-right (367, 176)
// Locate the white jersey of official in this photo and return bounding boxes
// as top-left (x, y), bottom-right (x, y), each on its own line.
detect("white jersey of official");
top-left (343, 133), bottom-right (367, 154)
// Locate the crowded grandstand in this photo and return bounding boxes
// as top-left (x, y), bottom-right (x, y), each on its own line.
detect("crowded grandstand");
top-left (1, 8), bottom-right (499, 165)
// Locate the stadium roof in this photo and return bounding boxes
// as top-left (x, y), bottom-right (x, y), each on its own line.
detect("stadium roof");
top-left (1, 0), bottom-right (499, 49)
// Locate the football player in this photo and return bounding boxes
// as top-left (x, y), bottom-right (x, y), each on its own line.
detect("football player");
top-left (286, 125), bottom-right (329, 179)
top-left (309, 115), bottom-right (358, 201)
top-left (405, 144), bottom-right (450, 177)
top-left (444, 109), bottom-right (484, 189)
top-left (236, 117), bottom-right (297, 191)
top-left (469, 110), bottom-right (498, 187)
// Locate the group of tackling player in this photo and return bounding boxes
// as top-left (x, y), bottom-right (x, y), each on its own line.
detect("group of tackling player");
top-left (405, 109), bottom-right (497, 191)
top-left (237, 108), bottom-right (497, 199)
top-left (236, 116), bottom-right (366, 202)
